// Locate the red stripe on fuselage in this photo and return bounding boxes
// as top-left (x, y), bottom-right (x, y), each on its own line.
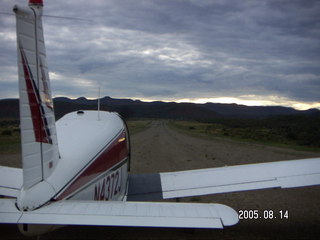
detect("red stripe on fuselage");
top-left (55, 130), bottom-right (129, 200)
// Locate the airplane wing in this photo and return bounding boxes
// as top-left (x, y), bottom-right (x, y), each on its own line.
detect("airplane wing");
top-left (0, 199), bottom-right (238, 229)
top-left (0, 166), bottom-right (22, 198)
top-left (0, 158), bottom-right (319, 230)
top-left (127, 158), bottom-right (320, 200)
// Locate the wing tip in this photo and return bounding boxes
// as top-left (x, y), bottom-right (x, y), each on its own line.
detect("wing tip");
top-left (214, 204), bottom-right (239, 226)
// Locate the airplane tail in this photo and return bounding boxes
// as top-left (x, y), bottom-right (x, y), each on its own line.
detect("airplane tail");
top-left (14, 0), bottom-right (60, 190)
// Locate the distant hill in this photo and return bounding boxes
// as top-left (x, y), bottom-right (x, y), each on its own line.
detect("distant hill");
top-left (0, 99), bottom-right (19, 119)
top-left (202, 102), bottom-right (319, 119)
top-left (0, 96), bottom-right (319, 122)
top-left (54, 97), bottom-right (219, 121)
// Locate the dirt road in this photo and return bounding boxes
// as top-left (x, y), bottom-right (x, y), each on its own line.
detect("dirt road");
top-left (1, 120), bottom-right (320, 239)
top-left (131, 121), bottom-right (319, 172)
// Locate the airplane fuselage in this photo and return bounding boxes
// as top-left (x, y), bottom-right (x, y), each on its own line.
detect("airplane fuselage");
top-left (17, 110), bottom-right (130, 210)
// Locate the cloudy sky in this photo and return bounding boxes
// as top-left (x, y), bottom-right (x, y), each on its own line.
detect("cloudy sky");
top-left (0, 0), bottom-right (319, 110)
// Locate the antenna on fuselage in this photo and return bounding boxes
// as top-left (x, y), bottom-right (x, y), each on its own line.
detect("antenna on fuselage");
top-left (97, 87), bottom-right (101, 121)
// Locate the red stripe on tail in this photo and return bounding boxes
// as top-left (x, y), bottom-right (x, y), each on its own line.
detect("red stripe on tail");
top-left (20, 45), bottom-right (51, 144)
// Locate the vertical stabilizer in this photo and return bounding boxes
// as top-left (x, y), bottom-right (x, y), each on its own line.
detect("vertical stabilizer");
top-left (14, 1), bottom-right (59, 190)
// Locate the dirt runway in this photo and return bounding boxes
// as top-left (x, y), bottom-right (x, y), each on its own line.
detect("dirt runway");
top-left (1, 120), bottom-right (320, 239)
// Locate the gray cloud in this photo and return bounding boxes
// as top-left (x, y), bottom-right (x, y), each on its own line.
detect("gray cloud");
top-left (0, 0), bottom-right (319, 108)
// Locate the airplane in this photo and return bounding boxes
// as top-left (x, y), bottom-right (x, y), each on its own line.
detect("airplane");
top-left (0, 0), bottom-right (319, 236)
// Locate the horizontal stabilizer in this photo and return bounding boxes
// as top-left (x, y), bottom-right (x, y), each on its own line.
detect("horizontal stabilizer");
top-left (0, 166), bottom-right (22, 197)
top-left (0, 199), bottom-right (238, 229)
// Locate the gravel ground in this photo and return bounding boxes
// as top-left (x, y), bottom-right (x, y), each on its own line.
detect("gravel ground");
top-left (1, 120), bottom-right (320, 239)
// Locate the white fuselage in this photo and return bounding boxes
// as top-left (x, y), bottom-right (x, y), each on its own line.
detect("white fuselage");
top-left (17, 110), bottom-right (130, 210)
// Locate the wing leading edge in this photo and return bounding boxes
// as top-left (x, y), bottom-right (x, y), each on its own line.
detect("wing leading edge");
top-left (128, 158), bottom-right (320, 200)
top-left (0, 199), bottom-right (238, 229)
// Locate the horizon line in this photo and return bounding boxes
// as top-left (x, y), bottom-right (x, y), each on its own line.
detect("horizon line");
top-left (1, 95), bottom-right (319, 111)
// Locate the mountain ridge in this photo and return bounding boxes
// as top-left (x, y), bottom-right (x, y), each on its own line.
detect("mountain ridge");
top-left (0, 96), bottom-right (318, 121)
